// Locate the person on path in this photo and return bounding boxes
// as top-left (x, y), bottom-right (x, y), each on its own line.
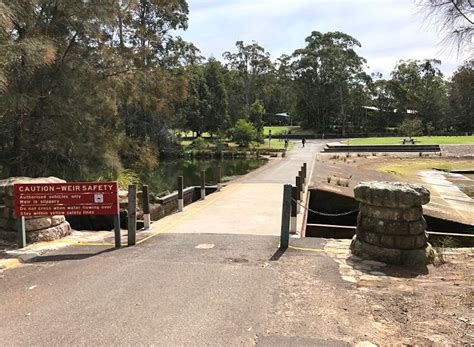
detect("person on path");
top-left (302, 137), bottom-right (306, 148)
top-left (284, 137), bottom-right (289, 150)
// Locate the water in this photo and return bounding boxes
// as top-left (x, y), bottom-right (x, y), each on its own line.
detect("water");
top-left (140, 158), bottom-right (267, 195)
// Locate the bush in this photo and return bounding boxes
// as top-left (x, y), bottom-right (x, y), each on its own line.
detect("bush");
top-left (190, 137), bottom-right (208, 150)
top-left (231, 119), bottom-right (257, 147)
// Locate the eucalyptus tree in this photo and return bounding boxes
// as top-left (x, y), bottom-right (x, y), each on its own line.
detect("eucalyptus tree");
top-left (292, 31), bottom-right (368, 134)
top-left (390, 59), bottom-right (448, 130)
top-left (449, 60), bottom-right (473, 132)
top-left (223, 41), bottom-right (274, 111)
top-left (204, 58), bottom-right (229, 136)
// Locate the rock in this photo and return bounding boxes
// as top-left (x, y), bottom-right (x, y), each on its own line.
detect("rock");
top-left (354, 181), bottom-right (430, 208)
top-left (359, 203), bottom-right (423, 222)
top-left (0, 176), bottom-right (69, 244)
top-left (27, 221), bottom-right (71, 243)
top-left (351, 181), bottom-right (432, 266)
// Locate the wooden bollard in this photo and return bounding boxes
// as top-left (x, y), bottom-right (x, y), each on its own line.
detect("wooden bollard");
top-left (303, 163), bottom-right (307, 184)
top-left (142, 185), bottom-right (150, 230)
top-left (291, 185), bottom-right (297, 234)
top-left (178, 176), bottom-right (184, 212)
top-left (16, 216), bottom-right (26, 249)
top-left (201, 170), bottom-right (206, 200)
top-left (280, 184), bottom-right (292, 250)
top-left (296, 176), bottom-right (302, 214)
top-left (217, 166), bottom-right (222, 192)
top-left (128, 184), bottom-right (137, 246)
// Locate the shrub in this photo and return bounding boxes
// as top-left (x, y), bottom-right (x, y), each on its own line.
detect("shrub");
top-left (231, 119), bottom-right (257, 147)
top-left (190, 137), bottom-right (208, 150)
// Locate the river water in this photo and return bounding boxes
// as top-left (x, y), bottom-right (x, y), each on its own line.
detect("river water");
top-left (140, 158), bottom-right (267, 195)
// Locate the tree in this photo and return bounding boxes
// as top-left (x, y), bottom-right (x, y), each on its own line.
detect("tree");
top-left (247, 100), bottom-right (265, 141)
top-left (449, 60), bottom-right (473, 132)
top-left (204, 58), bottom-right (229, 135)
top-left (419, 0), bottom-right (473, 55)
top-left (231, 119), bottom-right (256, 147)
top-left (181, 65), bottom-right (211, 137)
top-left (399, 117), bottom-right (424, 139)
top-left (292, 31), bottom-right (368, 134)
top-left (223, 41), bottom-right (273, 110)
top-left (390, 59), bottom-right (448, 130)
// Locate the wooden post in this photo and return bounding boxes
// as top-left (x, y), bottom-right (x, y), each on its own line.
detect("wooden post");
top-left (178, 176), bottom-right (184, 212)
top-left (217, 166), bottom-right (222, 192)
top-left (280, 184), bottom-right (292, 250)
top-left (114, 213), bottom-right (121, 249)
top-left (142, 185), bottom-right (150, 230)
top-left (128, 184), bottom-right (137, 246)
top-left (16, 216), bottom-right (26, 249)
top-left (290, 185), bottom-right (297, 234)
top-left (303, 163), bottom-right (307, 184)
top-left (201, 170), bottom-right (206, 200)
top-left (296, 176), bottom-right (302, 214)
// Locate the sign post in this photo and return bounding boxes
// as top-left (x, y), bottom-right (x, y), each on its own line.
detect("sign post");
top-left (14, 182), bottom-right (120, 248)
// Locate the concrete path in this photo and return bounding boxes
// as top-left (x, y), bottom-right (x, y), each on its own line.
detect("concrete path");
top-left (147, 141), bottom-right (323, 236)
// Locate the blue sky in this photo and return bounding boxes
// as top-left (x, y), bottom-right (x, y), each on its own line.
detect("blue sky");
top-left (176, 0), bottom-right (470, 78)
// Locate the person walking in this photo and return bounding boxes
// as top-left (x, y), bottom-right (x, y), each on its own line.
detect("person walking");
top-left (302, 137), bottom-right (306, 148)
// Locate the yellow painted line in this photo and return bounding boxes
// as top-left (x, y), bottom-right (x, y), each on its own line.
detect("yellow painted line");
top-left (0, 258), bottom-right (24, 269)
top-left (136, 184), bottom-right (242, 245)
top-left (288, 245), bottom-right (324, 253)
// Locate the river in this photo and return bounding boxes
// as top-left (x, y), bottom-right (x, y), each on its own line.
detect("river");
top-left (140, 158), bottom-right (267, 195)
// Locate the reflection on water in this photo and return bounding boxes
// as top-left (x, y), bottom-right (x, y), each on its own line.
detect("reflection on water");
top-left (140, 158), bottom-right (267, 195)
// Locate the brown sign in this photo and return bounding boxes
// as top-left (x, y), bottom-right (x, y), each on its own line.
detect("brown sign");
top-left (14, 182), bottom-right (119, 217)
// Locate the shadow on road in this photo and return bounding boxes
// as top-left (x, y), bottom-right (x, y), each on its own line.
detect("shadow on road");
top-left (269, 247), bottom-right (287, 261)
top-left (30, 247), bottom-right (116, 263)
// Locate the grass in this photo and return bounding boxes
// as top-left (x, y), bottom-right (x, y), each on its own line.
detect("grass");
top-left (255, 139), bottom-right (295, 150)
top-left (263, 126), bottom-right (314, 136)
top-left (345, 136), bottom-right (474, 145)
top-left (381, 160), bottom-right (474, 177)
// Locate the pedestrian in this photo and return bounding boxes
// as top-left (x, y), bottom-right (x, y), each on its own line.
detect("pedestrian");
top-left (302, 137), bottom-right (306, 148)
top-left (284, 137), bottom-right (289, 149)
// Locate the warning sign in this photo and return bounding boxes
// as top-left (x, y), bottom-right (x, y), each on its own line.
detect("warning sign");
top-left (14, 182), bottom-right (119, 217)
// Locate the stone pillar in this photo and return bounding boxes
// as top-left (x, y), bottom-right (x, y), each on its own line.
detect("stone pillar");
top-left (0, 177), bottom-right (72, 244)
top-left (350, 181), bottom-right (434, 266)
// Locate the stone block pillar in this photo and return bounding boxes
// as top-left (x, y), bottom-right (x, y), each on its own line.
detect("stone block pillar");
top-left (350, 181), bottom-right (434, 266)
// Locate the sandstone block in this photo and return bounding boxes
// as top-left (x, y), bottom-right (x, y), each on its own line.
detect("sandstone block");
top-left (354, 181), bottom-right (430, 208)
top-left (350, 237), bottom-right (433, 266)
top-left (359, 204), bottom-right (423, 222)
top-left (27, 221), bottom-right (71, 243)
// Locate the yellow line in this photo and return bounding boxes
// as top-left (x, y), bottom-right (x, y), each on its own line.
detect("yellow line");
top-left (288, 245), bottom-right (324, 253)
top-left (0, 258), bottom-right (24, 269)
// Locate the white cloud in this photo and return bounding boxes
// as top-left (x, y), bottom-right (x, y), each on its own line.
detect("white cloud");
top-left (176, 0), bottom-right (469, 77)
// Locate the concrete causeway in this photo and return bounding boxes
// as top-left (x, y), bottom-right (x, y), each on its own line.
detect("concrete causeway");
top-left (146, 141), bottom-right (323, 236)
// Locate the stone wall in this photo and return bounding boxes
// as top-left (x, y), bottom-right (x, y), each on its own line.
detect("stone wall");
top-left (0, 177), bottom-right (71, 244)
top-left (350, 181), bottom-right (434, 266)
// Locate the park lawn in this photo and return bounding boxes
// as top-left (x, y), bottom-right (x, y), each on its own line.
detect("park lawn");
top-left (345, 136), bottom-right (474, 145)
top-left (380, 159), bottom-right (474, 178)
top-left (263, 126), bottom-right (313, 136)
top-left (255, 139), bottom-right (294, 150)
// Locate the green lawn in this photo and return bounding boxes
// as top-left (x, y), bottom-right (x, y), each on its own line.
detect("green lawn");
top-left (381, 160), bottom-right (474, 177)
top-left (255, 139), bottom-right (294, 150)
top-left (345, 136), bottom-right (474, 145)
top-left (263, 126), bottom-right (313, 136)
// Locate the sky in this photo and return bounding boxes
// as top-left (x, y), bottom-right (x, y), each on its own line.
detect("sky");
top-left (176, 0), bottom-right (471, 78)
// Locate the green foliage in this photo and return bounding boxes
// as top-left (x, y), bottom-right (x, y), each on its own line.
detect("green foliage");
top-left (231, 119), bottom-right (257, 147)
top-left (247, 99), bottom-right (266, 140)
top-left (190, 137), bottom-right (209, 150)
top-left (449, 60), bottom-right (473, 132)
top-left (116, 170), bottom-right (141, 190)
top-left (399, 118), bottom-right (424, 138)
top-left (292, 31), bottom-right (369, 134)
